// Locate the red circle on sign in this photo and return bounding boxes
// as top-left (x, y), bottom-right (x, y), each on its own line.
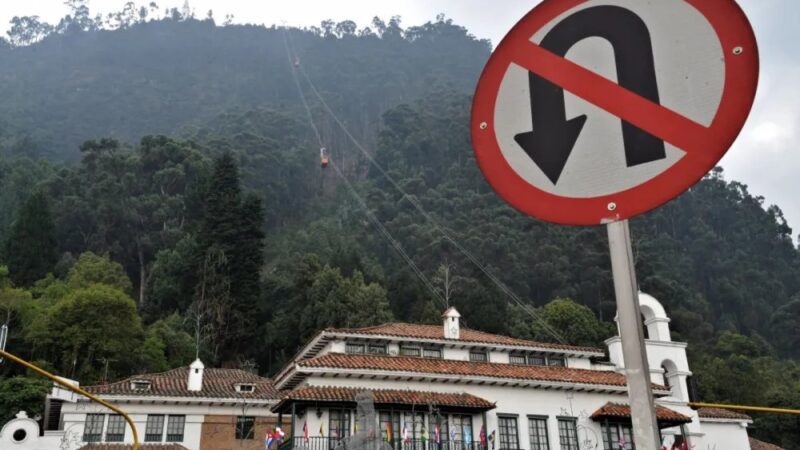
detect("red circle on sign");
top-left (471, 0), bottom-right (759, 225)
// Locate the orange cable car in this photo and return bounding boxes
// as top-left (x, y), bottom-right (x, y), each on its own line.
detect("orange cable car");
top-left (320, 147), bottom-right (329, 168)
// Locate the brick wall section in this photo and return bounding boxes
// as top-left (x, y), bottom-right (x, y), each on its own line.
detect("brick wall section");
top-left (200, 415), bottom-right (291, 450)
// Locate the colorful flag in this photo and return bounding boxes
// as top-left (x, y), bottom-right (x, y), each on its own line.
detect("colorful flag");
top-left (403, 422), bottom-right (410, 443)
top-left (265, 430), bottom-right (275, 450)
top-left (450, 428), bottom-right (457, 442)
top-left (319, 423), bottom-right (324, 437)
top-left (489, 431), bottom-right (496, 450)
top-left (421, 426), bottom-right (428, 443)
top-left (619, 432), bottom-right (627, 450)
top-left (434, 424), bottom-right (441, 445)
top-left (276, 427), bottom-right (285, 444)
top-left (480, 425), bottom-right (487, 448)
top-left (386, 420), bottom-right (393, 442)
top-left (303, 421), bottom-right (309, 443)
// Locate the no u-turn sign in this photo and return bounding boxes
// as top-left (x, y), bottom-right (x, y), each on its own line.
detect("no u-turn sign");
top-left (471, 0), bottom-right (758, 225)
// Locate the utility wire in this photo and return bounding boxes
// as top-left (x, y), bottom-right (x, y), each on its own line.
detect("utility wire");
top-left (281, 28), bottom-right (448, 310)
top-left (285, 30), bottom-right (567, 344)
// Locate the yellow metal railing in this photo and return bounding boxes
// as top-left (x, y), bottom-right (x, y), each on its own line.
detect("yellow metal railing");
top-left (688, 401), bottom-right (800, 416)
top-left (0, 349), bottom-right (140, 449)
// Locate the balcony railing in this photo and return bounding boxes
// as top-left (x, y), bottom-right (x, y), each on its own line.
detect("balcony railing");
top-left (280, 437), bottom-right (492, 450)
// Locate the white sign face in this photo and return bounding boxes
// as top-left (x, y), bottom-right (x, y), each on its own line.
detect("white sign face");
top-left (493, 0), bottom-right (724, 198)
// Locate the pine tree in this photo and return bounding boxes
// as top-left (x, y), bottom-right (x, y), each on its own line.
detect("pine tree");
top-left (198, 153), bottom-right (265, 361)
top-left (5, 191), bottom-right (58, 286)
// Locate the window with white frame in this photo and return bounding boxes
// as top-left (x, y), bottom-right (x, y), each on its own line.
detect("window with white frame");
top-left (400, 345), bottom-right (421, 357)
top-left (423, 347), bottom-right (442, 359)
top-left (166, 415), bottom-right (186, 442)
top-left (368, 344), bottom-right (387, 354)
top-left (601, 423), bottom-right (635, 450)
top-left (83, 414), bottom-right (104, 442)
top-left (145, 415), bottom-right (165, 442)
top-left (346, 343), bottom-right (365, 354)
top-left (498, 416), bottom-right (519, 450)
top-left (557, 418), bottom-right (579, 450)
top-left (105, 415), bottom-right (125, 442)
top-left (527, 416), bottom-right (549, 450)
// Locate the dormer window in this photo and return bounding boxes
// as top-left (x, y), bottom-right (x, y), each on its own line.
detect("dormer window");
top-left (131, 380), bottom-right (151, 391)
top-left (235, 383), bottom-right (256, 393)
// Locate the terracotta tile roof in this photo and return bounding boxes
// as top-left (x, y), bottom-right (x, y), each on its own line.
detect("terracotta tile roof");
top-left (78, 446), bottom-right (189, 450)
top-left (273, 386), bottom-right (495, 412)
top-left (84, 367), bottom-right (279, 400)
top-left (590, 402), bottom-right (692, 425)
top-left (296, 353), bottom-right (668, 391)
top-left (749, 438), bottom-right (788, 450)
top-left (328, 323), bottom-right (604, 354)
top-left (696, 407), bottom-right (752, 421)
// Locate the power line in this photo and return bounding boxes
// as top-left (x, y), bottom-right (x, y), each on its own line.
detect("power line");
top-left (281, 28), bottom-right (448, 311)
top-left (285, 31), bottom-right (566, 344)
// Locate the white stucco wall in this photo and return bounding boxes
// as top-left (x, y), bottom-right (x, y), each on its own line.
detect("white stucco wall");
top-left (693, 420), bottom-right (752, 450)
top-left (58, 399), bottom-right (276, 450)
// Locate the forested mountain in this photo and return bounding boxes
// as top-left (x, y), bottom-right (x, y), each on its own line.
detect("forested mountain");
top-left (0, 3), bottom-right (797, 447)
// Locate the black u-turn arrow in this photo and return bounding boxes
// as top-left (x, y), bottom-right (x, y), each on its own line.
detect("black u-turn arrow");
top-left (514, 5), bottom-right (666, 185)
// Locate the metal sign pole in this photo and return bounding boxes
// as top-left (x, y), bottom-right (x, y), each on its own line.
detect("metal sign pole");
top-left (607, 219), bottom-right (661, 449)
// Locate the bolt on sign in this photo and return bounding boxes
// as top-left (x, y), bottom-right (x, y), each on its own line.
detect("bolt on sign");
top-left (471, 0), bottom-right (758, 225)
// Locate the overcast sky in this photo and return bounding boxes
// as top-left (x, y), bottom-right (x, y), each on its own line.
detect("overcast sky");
top-left (1, 1), bottom-right (798, 237)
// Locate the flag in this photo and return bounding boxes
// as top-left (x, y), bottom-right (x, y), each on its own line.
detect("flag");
top-left (464, 425), bottom-right (473, 445)
top-left (421, 426), bottom-right (428, 443)
top-left (480, 425), bottom-right (487, 448)
top-left (489, 431), bottom-right (496, 450)
top-left (450, 429), bottom-right (457, 442)
top-left (303, 421), bottom-right (309, 443)
top-left (319, 423), bottom-right (324, 437)
top-left (434, 424), bottom-right (441, 445)
top-left (619, 432), bottom-right (627, 450)
top-left (265, 430), bottom-right (275, 450)
top-left (386, 420), bottom-right (393, 442)
top-left (276, 427), bottom-right (285, 444)
top-left (403, 422), bottom-right (410, 443)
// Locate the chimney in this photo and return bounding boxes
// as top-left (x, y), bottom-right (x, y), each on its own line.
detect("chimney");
top-left (442, 307), bottom-right (461, 340)
top-left (188, 359), bottom-right (204, 392)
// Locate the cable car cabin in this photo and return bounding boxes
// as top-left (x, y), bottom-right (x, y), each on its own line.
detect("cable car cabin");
top-left (294, 57), bottom-right (300, 68)
top-left (320, 147), bottom-right (329, 168)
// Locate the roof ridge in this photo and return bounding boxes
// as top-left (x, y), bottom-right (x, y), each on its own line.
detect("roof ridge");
top-left (325, 322), bottom-right (603, 353)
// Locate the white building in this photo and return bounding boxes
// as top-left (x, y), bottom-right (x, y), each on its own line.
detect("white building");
top-left (1, 293), bottom-right (780, 450)
top-left (1, 359), bottom-right (282, 450)
top-left (271, 295), bottom-right (760, 450)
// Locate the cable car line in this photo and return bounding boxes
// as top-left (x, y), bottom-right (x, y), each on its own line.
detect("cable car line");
top-left (283, 28), bottom-right (565, 343)
top-left (281, 28), bottom-right (448, 310)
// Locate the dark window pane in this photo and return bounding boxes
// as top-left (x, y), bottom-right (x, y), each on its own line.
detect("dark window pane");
top-left (498, 416), bottom-right (519, 450)
top-left (469, 351), bottom-right (488, 362)
top-left (166, 415), bottom-right (185, 442)
top-left (236, 416), bottom-right (255, 440)
top-left (528, 418), bottom-right (549, 450)
top-left (400, 346), bottom-right (421, 357)
top-left (423, 348), bottom-right (442, 359)
top-left (548, 357), bottom-right (566, 367)
top-left (509, 354), bottom-right (526, 365)
top-left (346, 343), bottom-right (365, 354)
top-left (368, 344), bottom-right (387, 354)
top-left (558, 419), bottom-right (578, 450)
top-left (145, 415), bottom-right (164, 442)
top-left (329, 409), bottom-right (351, 443)
top-left (528, 355), bottom-right (546, 366)
top-left (83, 414), bottom-right (104, 442)
top-left (105, 415), bottom-right (125, 442)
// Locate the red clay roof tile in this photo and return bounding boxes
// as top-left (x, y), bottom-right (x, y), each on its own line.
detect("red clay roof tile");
top-left (297, 353), bottom-right (667, 391)
top-left (84, 367), bottom-right (279, 400)
top-left (327, 323), bottom-right (603, 354)
top-left (590, 402), bottom-right (692, 424)
top-left (273, 386), bottom-right (495, 412)
top-left (696, 407), bottom-right (752, 421)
